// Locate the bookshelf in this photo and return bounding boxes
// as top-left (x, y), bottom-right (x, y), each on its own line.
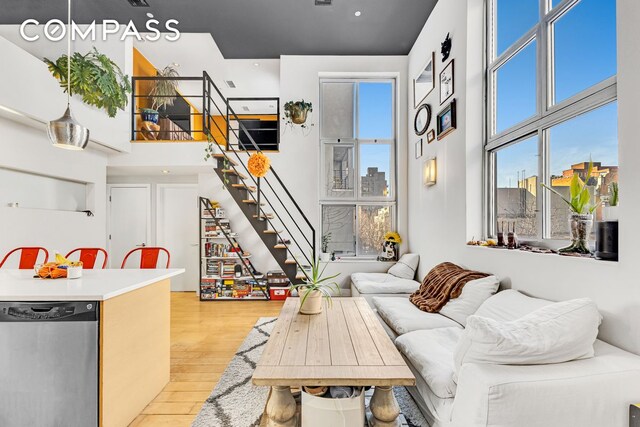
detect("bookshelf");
top-left (199, 204), bottom-right (269, 301)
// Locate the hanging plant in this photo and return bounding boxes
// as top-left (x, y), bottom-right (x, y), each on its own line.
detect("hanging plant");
top-left (248, 152), bottom-right (271, 178)
top-left (283, 100), bottom-right (313, 127)
top-left (44, 48), bottom-right (131, 118)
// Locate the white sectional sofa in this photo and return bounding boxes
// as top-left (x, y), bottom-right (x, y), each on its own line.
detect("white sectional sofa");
top-left (350, 254), bottom-right (421, 303)
top-left (371, 289), bottom-right (640, 427)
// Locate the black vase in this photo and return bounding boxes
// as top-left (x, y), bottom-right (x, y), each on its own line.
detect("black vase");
top-left (595, 221), bottom-right (618, 261)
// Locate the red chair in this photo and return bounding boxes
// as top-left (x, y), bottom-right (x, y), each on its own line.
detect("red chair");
top-left (0, 247), bottom-right (49, 269)
top-left (65, 248), bottom-right (108, 269)
top-left (120, 247), bottom-right (170, 269)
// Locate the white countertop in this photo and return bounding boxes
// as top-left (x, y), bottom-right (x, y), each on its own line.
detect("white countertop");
top-left (0, 269), bottom-right (185, 301)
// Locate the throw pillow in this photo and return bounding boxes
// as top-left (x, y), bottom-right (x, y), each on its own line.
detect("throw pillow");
top-left (439, 276), bottom-right (499, 326)
top-left (453, 298), bottom-right (602, 374)
top-left (387, 253), bottom-right (420, 279)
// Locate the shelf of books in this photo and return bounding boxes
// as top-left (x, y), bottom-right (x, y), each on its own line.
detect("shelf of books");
top-left (199, 204), bottom-right (269, 301)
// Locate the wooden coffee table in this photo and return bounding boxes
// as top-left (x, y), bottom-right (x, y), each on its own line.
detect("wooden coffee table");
top-left (252, 297), bottom-right (415, 427)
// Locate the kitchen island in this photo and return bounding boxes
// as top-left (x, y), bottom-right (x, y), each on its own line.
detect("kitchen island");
top-left (0, 268), bottom-right (184, 427)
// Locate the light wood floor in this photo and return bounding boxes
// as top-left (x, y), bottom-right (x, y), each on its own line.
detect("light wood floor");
top-left (129, 292), bottom-right (284, 427)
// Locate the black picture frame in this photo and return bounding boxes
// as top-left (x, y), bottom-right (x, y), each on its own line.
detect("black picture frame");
top-left (426, 129), bottom-right (436, 143)
top-left (414, 104), bottom-right (431, 136)
top-left (437, 99), bottom-right (457, 140)
top-left (413, 52), bottom-right (435, 108)
top-left (439, 59), bottom-right (455, 105)
top-left (415, 139), bottom-right (423, 159)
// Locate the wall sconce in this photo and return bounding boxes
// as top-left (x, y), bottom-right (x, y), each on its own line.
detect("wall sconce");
top-left (423, 157), bottom-right (437, 187)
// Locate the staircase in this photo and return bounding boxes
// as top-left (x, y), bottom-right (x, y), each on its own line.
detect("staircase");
top-left (200, 72), bottom-right (315, 284)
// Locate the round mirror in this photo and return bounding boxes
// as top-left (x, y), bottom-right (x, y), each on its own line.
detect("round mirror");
top-left (414, 104), bottom-right (431, 136)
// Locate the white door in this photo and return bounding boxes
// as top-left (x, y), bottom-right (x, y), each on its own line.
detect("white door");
top-left (157, 185), bottom-right (199, 291)
top-left (108, 185), bottom-right (151, 269)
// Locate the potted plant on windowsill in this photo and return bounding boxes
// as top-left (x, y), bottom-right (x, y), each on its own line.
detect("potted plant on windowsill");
top-left (320, 233), bottom-right (332, 262)
top-left (540, 161), bottom-right (599, 255)
top-left (290, 257), bottom-right (340, 315)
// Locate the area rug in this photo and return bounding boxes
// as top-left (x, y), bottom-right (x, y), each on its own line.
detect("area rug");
top-left (192, 317), bottom-right (429, 427)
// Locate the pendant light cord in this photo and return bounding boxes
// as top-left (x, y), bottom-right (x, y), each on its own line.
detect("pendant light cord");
top-left (67, 0), bottom-right (71, 107)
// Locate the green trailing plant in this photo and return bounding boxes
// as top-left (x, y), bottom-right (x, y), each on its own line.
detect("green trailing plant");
top-left (321, 233), bottom-right (332, 253)
top-left (290, 256), bottom-right (341, 308)
top-left (608, 182), bottom-right (619, 207)
top-left (540, 160), bottom-right (599, 215)
top-left (204, 132), bottom-right (230, 190)
top-left (149, 64), bottom-right (180, 112)
top-left (283, 100), bottom-right (313, 128)
top-left (44, 48), bottom-right (131, 118)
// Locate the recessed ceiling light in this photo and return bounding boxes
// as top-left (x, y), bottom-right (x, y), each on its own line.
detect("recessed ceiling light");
top-left (253, 62), bottom-right (260, 67)
top-left (354, 10), bottom-right (362, 17)
top-left (162, 170), bottom-right (170, 174)
top-left (146, 12), bottom-right (154, 18)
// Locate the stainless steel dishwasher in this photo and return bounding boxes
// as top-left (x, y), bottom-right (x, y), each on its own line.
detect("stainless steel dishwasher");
top-left (0, 301), bottom-right (99, 427)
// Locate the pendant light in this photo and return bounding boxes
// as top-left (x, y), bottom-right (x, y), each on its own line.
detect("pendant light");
top-left (47, 0), bottom-right (89, 150)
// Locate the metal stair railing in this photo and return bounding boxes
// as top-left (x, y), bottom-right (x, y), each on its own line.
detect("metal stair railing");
top-left (200, 71), bottom-right (315, 278)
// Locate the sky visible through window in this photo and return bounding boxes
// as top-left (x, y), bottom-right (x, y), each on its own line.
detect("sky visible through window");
top-left (358, 82), bottom-right (393, 176)
top-left (496, 0), bottom-right (617, 188)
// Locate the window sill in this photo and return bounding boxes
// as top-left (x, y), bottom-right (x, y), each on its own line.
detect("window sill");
top-left (321, 258), bottom-right (395, 264)
top-left (464, 245), bottom-right (618, 264)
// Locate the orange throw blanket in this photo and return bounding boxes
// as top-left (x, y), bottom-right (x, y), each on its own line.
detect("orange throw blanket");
top-left (410, 262), bottom-right (490, 313)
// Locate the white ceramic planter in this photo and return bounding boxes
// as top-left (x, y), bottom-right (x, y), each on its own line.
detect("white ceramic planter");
top-left (603, 205), bottom-right (619, 221)
top-left (319, 253), bottom-right (331, 262)
top-left (299, 289), bottom-right (323, 315)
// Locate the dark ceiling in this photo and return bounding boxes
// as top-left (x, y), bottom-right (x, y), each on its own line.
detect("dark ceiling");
top-left (0, 0), bottom-right (438, 58)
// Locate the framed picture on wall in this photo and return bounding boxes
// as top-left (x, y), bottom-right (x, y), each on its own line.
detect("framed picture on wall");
top-left (413, 52), bottom-right (435, 108)
top-left (427, 129), bottom-right (436, 143)
top-left (437, 99), bottom-right (457, 140)
top-left (439, 59), bottom-right (454, 105)
top-left (415, 139), bottom-right (423, 159)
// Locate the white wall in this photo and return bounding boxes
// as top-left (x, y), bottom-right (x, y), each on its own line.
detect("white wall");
top-left (406, 0), bottom-right (640, 355)
top-left (0, 119), bottom-right (108, 265)
top-left (0, 31), bottom-right (132, 153)
top-left (276, 55), bottom-right (410, 259)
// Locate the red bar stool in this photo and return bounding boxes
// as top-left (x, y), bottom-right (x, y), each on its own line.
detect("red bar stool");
top-left (120, 247), bottom-right (170, 269)
top-left (65, 248), bottom-right (108, 269)
top-left (0, 247), bottom-right (49, 269)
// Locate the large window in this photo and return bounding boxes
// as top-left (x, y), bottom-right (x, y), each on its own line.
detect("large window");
top-left (487, 0), bottom-right (617, 243)
top-left (320, 79), bottom-right (396, 257)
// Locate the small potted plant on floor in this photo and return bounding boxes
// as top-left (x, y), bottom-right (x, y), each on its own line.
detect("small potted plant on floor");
top-left (290, 256), bottom-right (340, 315)
top-left (540, 161), bottom-right (599, 254)
top-left (320, 233), bottom-right (332, 262)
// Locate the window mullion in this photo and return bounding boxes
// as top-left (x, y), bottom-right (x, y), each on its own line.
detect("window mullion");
top-left (538, 129), bottom-right (548, 239)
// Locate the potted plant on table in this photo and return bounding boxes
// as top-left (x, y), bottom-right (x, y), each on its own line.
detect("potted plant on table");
top-left (290, 257), bottom-right (340, 315)
top-left (320, 233), bottom-right (332, 262)
top-left (540, 161), bottom-right (599, 254)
